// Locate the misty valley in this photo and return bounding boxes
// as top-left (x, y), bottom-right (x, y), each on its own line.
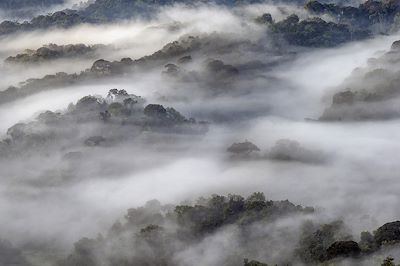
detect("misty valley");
top-left (2, 0), bottom-right (400, 266)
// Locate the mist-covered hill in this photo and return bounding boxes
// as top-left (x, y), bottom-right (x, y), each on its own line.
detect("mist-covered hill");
top-left (0, 0), bottom-right (65, 10)
top-left (2, 0), bottom-right (400, 36)
top-left (1, 0), bottom-right (400, 266)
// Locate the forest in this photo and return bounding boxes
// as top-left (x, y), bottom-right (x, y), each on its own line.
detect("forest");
top-left (1, 0), bottom-right (400, 265)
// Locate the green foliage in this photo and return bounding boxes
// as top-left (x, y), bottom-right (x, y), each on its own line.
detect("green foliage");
top-left (0, 0), bottom-right (63, 10)
top-left (255, 13), bottom-right (273, 24)
top-left (56, 191), bottom-right (400, 266)
top-left (175, 192), bottom-right (313, 235)
top-left (125, 205), bottom-right (164, 227)
top-left (227, 141), bottom-right (260, 156)
top-left (296, 220), bottom-right (352, 263)
top-left (270, 14), bottom-right (369, 47)
top-left (59, 193), bottom-right (313, 266)
top-left (0, 89), bottom-right (206, 158)
top-left (81, 0), bottom-right (268, 21)
top-left (108, 102), bottom-right (125, 116)
top-left (382, 257), bottom-right (396, 266)
top-left (0, 11), bottom-right (95, 35)
top-left (374, 221), bottom-right (400, 246)
top-left (359, 231), bottom-right (376, 253)
top-left (244, 259), bottom-right (269, 266)
top-left (325, 240), bottom-right (361, 260)
top-left (305, 0), bottom-right (400, 32)
top-left (5, 44), bottom-right (105, 64)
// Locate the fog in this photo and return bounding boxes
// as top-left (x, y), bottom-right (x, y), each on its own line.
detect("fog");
top-left (0, 4), bottom-right (272, 89)
top-left (1, 1), bottom-right (400, 266)
top-left (0, 0), bottom-right (89, 21)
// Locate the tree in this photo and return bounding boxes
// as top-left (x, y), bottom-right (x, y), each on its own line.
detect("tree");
top-left (374, 221), bottom-right (400, 246)
top-left (326, 241), bottom-right (361, 260)
top-left (359, 231), bottom-right (376, 253)
top-left (255, 13), bottom-right (273, 24)
top-left (244, 259), bottom-right (269, 266)
top-left (382, 257), bottom-right (396, 266)
top-left (144, 104), bottom-right (167, 118)
top-left (227, 141), bottom-right (260, 156)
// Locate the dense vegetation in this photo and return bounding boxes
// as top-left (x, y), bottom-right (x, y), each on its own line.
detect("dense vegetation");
top-left (0, 0), bottom-right (269, 35)
top-left (226, 139), bottom-right (325, 164)
top-left (79, 0), bottom-right (303, 21)
top-left (5, 43), bottom-right (107, 64)
top-left (320, 40), bottom-right (400, 121)
top-left (1, 1), bottom-right (400, 266)
top-left (2, 0), bottom-right (400, 38)
top-left (269, 14), bottom-right (369, 47)
top-left (0, 89), bottom-right (207, 158)
top-left (2, 189), bottom-right (400, 266)
top-left (57, 192), bottom-right (314, 266)
top-left (0, 0), bottom-right (64, 10)
top-left (0, 35), bottom-right (243, 105)
top-left (49, 192), bottom-right (400, 266)
top-left (0, 10), bottom-right (97, 35)
top-left (306, 0), bottom-right (400, 32)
